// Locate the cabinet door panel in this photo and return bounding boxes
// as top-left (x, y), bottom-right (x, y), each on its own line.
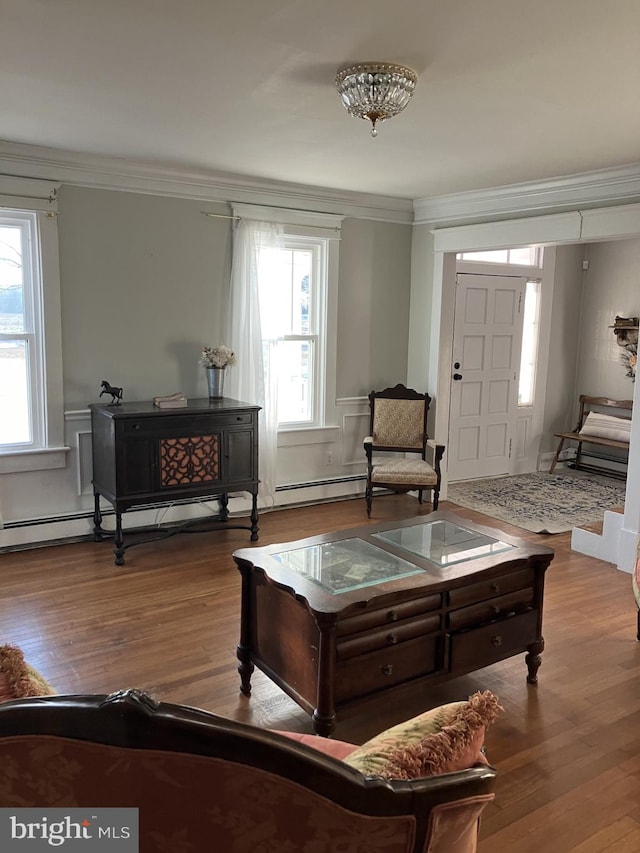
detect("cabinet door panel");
top-left (225, 430), bottom-right (255, 482)
top-left (118, 438), bottom-right (155, 494)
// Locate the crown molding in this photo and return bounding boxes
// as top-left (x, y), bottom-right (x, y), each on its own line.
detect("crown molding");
top-left (0, 140), bottom-right (413, 225)
top-left (413, 163), bottom-right (640, 227)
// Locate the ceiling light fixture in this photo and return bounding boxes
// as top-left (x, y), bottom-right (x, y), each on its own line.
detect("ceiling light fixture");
top-left (335, 62), bottom-right (417, 138)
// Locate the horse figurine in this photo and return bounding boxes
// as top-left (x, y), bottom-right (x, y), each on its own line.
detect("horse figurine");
top-left (100, 380), bottom-right (124, 406)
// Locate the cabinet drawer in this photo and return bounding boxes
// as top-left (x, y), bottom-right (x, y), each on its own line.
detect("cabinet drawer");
top-left (337, 614), bottom-right (440, 660)
top-left (448, 589), bottom-right (534, 630)
top-left (335, 635), bottom-right (439, 703)
top-left (448, 568), bottom-right (534, 608)
top-left (337, 594), bottom-right (441, 638)
top-left (448, 610), bottom-right (538, 672)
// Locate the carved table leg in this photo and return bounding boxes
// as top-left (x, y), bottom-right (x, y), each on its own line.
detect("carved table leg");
top-left (312, 624), bottom-right (336, 737)
top-left (237, 561), bottom-right (254, 695)
top-left (113, 512), bottom-right (125, 567)
top-left (525, 637), bottom-right (544, 684)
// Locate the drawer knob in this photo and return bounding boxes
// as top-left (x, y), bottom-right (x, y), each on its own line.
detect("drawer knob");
top-left (133, 423), bottom-right (141, 431)
top-left (381, 664), bottom-right (394, 676)
top-left (387, 610), bottom-right (399, 622)
top-left (491, 635), bottom-right (503, 647)
top-left (490, 582), bottom-right (500, 592)
top-left (387, 633), bottom-right (398, 645)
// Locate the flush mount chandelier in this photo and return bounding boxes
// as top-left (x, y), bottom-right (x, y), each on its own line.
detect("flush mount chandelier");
top-left (335, 62), bottom-right (418, 137)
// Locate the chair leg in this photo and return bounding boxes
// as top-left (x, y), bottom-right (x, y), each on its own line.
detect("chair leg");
top-left (366, 482), bottom-right (372, 518)
top-left (418, 489), bottom-right (423, 504)
top-left (549, 437), bottom-right (565, 473)
top-left (432, 487), bottom-right (439, 511)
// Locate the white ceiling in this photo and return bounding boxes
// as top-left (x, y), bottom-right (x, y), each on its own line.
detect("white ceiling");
top-left (2, 0), bottom-right (639, 201)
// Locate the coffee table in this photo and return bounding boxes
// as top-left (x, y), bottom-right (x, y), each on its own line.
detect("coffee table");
top-left (233, 509), bottom-right (554, 735)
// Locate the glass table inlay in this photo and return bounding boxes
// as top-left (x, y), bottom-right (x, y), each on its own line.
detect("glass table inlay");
top-left (371, 519), bottom-right (515, 567)
top-left (271, 538), bottom-right (426, 594)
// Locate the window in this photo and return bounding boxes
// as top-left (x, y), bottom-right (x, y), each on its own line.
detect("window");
top-left (0, 177), bottom-right (65, 473)
top-left (518, 280), bottom-right (541, 406)
top-left (233, 204), bottom-right (342, 431)
top-left (0, 212), bottom-right (44, 446)
top-left (457, 246), bottom-right (543, 266)
top-left (258, 238), bottom-right (325, 426)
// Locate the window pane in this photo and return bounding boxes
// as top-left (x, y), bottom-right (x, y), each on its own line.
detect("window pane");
top-left (0, 339), bottom-right (31, 443)
top-left (0, 225), bottom-right (25, 333)
top-left (507, 247), bottom-right (539, 266)
top-left (276, 339), bottom-right (312, 423)
top-left (518, 280), bottom-right (539, 406)
top-left (458, 249), bottom-right (509, 263)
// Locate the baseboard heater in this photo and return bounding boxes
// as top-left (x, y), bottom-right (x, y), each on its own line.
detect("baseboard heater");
top-left (3, 476), bottom-right (367, 531)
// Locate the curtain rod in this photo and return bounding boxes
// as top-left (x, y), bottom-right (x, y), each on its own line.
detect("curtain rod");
top-left (200, 211), bottom-right (341, 232)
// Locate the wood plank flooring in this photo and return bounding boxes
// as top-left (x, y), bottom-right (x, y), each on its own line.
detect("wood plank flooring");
top-left (1, 495), bottom-right (639, 851)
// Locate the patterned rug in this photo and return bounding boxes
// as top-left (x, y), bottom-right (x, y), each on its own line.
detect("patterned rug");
top-left (447, 470), bottom-right (626, 534)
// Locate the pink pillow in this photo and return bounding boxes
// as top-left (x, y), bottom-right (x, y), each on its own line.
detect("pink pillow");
top-left (273, 730), bottom-right (358, 760)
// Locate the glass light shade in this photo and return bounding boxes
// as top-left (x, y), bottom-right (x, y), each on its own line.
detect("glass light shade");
top-left (335, 62), bottom-right (417, 137)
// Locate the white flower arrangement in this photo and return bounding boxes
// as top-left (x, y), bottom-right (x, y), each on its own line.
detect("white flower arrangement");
top-left (199, 344), bottom-right (237, 369)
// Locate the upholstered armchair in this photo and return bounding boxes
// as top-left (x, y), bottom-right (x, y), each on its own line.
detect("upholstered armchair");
top-left (0, 688), bottom-right (498, 853)
top-left (365, 384), bottom-right (445, 517)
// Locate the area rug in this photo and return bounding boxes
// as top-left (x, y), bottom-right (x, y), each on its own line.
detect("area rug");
top-left (447, 470), bottom-right (626, 534)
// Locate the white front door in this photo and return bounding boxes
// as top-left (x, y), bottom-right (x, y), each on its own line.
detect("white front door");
top-left (447, 273), bottom-right (526, 481)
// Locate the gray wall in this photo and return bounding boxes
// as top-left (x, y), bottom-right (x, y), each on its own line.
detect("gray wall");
top-left (2, 185), bottom-right (413, 533)
top-left (541, 243), bottom-right (586, 449)
top-left (336, 218), bottom-right (412, 397)
top-left (575, 237), bottom-right (640, 402)
top-left (58, 186), bottom-right (233, 407)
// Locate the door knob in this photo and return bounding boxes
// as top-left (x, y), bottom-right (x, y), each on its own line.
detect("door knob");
top-left (453, 373), bottom-right (462, 381)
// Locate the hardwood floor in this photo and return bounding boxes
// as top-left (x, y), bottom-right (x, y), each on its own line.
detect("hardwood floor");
top-left (1, 495), bottom-right (639, 851)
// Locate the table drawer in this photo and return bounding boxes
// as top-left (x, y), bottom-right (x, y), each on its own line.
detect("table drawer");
top-left (337, 614), bottom-right (440, 660)
top-left (448, 568), bottom-right (534, 608)
top-left (448, 589), bottom-right (534, 630)
top-left (337, 594), bottom-right (441, 638)
top-left (334, 635), bottom-right (439, 703)
top-left (448, 610), bottom-right (539, 672)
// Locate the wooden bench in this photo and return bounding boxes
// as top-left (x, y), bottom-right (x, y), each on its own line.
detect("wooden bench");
top-left (549, 394), bottom-right (632, 478)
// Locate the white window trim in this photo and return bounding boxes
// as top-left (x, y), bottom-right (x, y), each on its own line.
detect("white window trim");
top-left (0, 177), bottom-right (67, 474)
top-left (232, 204), bottom-right (342, 434)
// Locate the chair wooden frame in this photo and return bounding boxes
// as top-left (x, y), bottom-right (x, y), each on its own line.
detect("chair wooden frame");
top-left (364, 384), bottom-right (445, 518)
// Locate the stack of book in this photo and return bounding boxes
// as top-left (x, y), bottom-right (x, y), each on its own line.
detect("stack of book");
top-left (153, 392), bottom-right (188, 409)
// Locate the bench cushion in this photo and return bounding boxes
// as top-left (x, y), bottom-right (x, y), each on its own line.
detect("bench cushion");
top-left (579, 412), bottom-right (631, 442)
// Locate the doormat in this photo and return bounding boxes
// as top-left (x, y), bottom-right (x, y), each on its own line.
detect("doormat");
top-left (447, 470), bottom-right (626, 534)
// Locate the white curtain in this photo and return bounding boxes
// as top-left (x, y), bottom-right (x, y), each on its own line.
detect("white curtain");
top-left (225, 218), bottom-right (284, 508)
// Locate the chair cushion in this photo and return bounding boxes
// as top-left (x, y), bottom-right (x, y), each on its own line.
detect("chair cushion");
top-left (0, 645), bottom-right (56, 703)
top-left (579, 411), bottom-right (631, 442)
top-left (372, 458), bottom-right (438, 486)
top-left (343, 691), bottom-right (501, 780)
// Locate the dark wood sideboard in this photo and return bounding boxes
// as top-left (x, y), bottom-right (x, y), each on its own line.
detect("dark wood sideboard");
top-left (90, 398), bottom-right (260, 565)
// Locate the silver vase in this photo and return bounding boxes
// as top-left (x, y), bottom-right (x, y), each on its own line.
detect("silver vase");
top-left (205, 367), bottom-right (225, 399)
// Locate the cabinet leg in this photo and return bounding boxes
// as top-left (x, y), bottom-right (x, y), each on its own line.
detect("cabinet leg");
top-left (219, 493), bottom-right (229, 522)
top-left (525, 638), bottom-right (544, 684)
top-left (92, 494), bottom-right (105, 542)
top-left (250, 493), bottom-right (259, 541)
top-left (113, 512), bottom-right (125, 566)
